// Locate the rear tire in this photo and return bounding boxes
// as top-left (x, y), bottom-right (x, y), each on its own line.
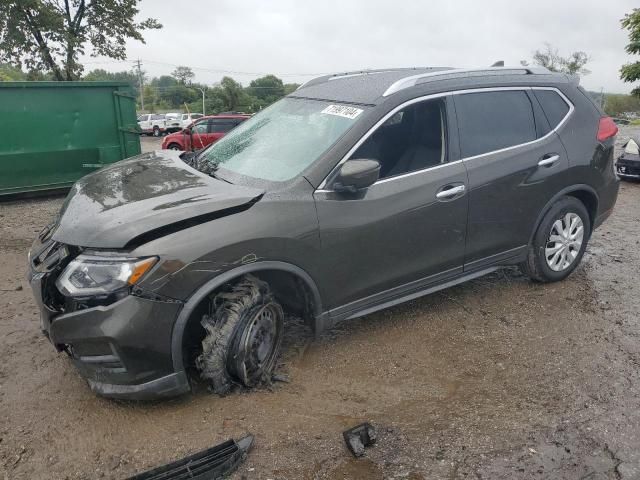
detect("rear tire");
top-left (520, 196), bottom-right (591, 283)
top-left (196, 275), bottom-right (284, 395)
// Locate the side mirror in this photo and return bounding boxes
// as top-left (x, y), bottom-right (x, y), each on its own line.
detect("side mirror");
top-left (333, 159), bottom-right (380, 193)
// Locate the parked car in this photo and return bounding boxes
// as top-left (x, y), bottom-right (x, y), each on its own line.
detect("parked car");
top-left (137, 113), bottom-right (167, 136)
top-left (181, 113), bottom-right (204, 128)
top-left (28, 66), bottom-right (619, 400)
top-left (616, 137), bottom-right (640, 179)
top-left (161, 114), bottom-right (249, 151)
top-left (164, 112), bottom-right (183, 133)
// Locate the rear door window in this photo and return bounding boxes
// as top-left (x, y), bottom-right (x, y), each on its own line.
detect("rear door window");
top-left (454, 91), bottom-right (536, 158)
top-left (533, 90), bottom-right (570, 129)
top-left (209, 120), bottom-right (237, 133)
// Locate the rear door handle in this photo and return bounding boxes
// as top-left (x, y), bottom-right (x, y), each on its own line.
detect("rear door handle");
top-left (538, 154), bottom-right (560, 167)
top-left (436, 184), bottom-right (466, 199)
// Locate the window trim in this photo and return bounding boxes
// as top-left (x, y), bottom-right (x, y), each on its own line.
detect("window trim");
top-left (316, 86), bottom-right (574, 192)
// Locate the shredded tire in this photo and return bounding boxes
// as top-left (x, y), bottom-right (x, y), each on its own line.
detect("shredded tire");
top-left (195, 275), bottom-right (282, 395)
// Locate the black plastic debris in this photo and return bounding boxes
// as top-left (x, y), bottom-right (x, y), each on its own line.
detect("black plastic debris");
top-left (126, 435), bottom-right (253, 480)
top-left (343, 422), bottom-right (377, 457)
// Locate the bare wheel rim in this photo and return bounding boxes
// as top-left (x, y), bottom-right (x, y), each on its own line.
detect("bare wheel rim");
top-left (229, 303), bottom-right (283, 386)
top-left (545, 212), bottom-right (584, 272)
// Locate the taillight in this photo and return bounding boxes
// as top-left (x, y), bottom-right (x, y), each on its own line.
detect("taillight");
top-left (597, 116), bottom-right (618, 142)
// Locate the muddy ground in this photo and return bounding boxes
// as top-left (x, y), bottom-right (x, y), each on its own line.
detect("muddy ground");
top-left (1, 130), bottom-right (640, 479)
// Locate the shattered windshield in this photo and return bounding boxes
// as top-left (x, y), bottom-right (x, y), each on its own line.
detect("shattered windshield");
top-left (193, 98), bottom-right (366, 182)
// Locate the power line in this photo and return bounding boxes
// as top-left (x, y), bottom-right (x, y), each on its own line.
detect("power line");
top-left (83, 58), bottom-right (326, 78)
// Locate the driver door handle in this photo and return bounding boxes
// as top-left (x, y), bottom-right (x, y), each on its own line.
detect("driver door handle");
top-left (538, 154), bottom-right (560, 167)
top-left (436, 184), bottom-right (466, 199)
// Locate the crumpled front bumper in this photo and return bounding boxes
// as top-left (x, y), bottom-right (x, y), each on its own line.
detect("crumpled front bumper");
top-left (27, 238), bottom-right (190, 400)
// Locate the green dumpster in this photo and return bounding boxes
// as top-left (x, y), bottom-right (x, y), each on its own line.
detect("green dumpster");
top-left (0, 81), bottom-right (141, 196)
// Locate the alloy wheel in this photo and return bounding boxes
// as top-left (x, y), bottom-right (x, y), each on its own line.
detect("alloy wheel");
top-left (545, 212), bottom-right (584, 272)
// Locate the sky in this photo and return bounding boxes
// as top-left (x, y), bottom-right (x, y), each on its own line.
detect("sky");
top-left (82, 0), bottom-right (639, 94)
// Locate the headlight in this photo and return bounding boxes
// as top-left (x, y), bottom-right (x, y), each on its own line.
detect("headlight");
top-left (56, 255), bottom-right (158, 297)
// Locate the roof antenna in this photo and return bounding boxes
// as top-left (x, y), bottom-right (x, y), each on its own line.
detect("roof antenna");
top-left (491, 61), bottom-right (504, 67)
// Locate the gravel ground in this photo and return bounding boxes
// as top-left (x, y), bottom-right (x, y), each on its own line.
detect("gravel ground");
top-left (1, 128), bottom-right (640, 479)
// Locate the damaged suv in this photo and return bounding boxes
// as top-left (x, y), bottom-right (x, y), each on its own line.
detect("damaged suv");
top-left (28, 67), bottom-right (619, 400)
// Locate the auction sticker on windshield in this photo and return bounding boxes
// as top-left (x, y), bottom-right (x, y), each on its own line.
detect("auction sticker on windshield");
top-left (321, 104), bottom-right (363, 120)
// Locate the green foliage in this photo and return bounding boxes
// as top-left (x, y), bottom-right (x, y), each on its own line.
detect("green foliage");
top-left (0, 0), bottom-right (161, 81)
top-left (0, 63), bottom-right (26, 81)
top-left (604, 93), bottom-right (640, 116)
top-left (621, 8), bottom-right (640, 96)
top-left (522, 43), bottom-right (590, 76)
top-left (83, 68), bottom-right (141, 96)
top-left (171, 66), bottom-right (194, 84)
top-left (247, 75), bottom-right (285, 109)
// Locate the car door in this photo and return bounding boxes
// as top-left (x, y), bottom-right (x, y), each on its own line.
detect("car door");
top-left (208, 118), bottom-right (238, 146)
top-left (453, 88), bottom-right (570, 271)
top-left (137, 114), bottom-right (150, 131)
top-left (313, 96), bottom-right (469, 316)
top-left (190, 119), bottom-right (210, 150)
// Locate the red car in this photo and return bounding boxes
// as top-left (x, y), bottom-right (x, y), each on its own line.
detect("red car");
top-left (161, 114), bottom-right (250, 151)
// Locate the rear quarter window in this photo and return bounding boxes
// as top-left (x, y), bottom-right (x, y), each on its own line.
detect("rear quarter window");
top-left (454, 90), bottom-right (536, 158)
top-left (534, 90), bottom-right (570, 129)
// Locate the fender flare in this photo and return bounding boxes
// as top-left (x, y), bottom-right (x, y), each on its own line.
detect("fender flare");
top-left (170, 260), bottom-right (323, 375)
top-left (528, 184), bottom-right (599, 245)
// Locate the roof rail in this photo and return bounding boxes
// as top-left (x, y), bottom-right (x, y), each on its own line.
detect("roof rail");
top-left (382, 66), bottom-right (551, 97)
top-left (297, 67), bottom-right (451, 91)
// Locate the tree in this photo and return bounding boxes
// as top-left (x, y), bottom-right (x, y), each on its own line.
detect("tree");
top-left (83, 68), bottom-right (141, 97)
top-left (172, 66), bottom-right (194, 84)
top-left (604, 93), bottom-right (640, 117)
top-left (521, 43), bottom-right (590, 76)
top-left (0, 63), bottom-right (26, 81)
top-left (219, 76), bottom-right (243, 111)
top-left (0, 0), bottom-right (161, 81)
top-left (621, 8), bottom-right (640, 96)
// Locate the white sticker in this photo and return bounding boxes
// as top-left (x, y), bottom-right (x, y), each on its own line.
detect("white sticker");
top-left (321, 104), bottom-right (363, 120)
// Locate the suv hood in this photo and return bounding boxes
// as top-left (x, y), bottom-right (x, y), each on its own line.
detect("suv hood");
top-left (52, 151), bottom-right (264, 248)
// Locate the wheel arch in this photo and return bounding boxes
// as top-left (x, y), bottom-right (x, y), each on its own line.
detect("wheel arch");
top-left (529, 184), bottom-right (599, 246)
top-left (170, 261), bottom-right (323, 376)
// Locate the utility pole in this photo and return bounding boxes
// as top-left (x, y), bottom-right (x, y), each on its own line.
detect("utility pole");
top-left (196, 87), bottom-right (205, 115)
top-left (135, 59), bottom-right (144, 111)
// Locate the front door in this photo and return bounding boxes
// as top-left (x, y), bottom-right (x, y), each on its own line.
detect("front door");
top-left (313, 96), bottom-right (469, 317)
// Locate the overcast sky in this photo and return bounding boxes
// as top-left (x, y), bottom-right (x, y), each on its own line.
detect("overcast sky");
top-left (83, 0), bottom-right (639, 93)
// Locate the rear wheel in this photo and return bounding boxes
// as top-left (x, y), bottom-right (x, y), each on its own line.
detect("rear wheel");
top-left (152, 125), bottom-right (160, 137)
top-left (520, 196), bottom-right (591, 282)
top-left (196, 275), bottom-right (284, 394)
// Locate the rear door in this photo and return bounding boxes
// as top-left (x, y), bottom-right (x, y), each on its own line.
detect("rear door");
top-left (454, 88), bottom-right (570, 270)
top-left (208, 118), bottom-right (239, 145)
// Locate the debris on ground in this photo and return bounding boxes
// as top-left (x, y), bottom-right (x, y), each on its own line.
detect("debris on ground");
top-left (125, 435), bottom-right (253, 480)
top-left (343, 422), bottom-right (377, 457)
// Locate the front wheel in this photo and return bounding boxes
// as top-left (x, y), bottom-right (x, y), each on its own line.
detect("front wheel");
top-left (167, 143), bottom-right (182, 151)
top-left (196, 275), bottom-right (284, 394)
top-left (152, 126), bottom-right (160, 137)
top-left (520, 196), bottom-right (591, 282)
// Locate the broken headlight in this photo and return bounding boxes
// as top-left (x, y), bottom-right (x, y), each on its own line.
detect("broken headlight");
top-left (56, 255), bottom-right (157, 297)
